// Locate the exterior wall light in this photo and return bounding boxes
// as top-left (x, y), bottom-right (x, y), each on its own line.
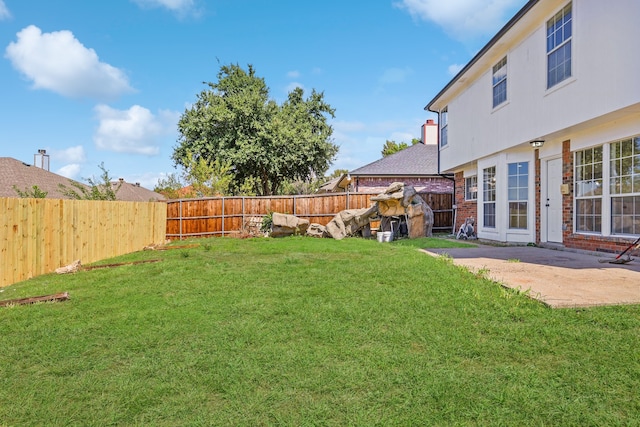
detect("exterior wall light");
top-left (529, 140), bottom-right (545, 148)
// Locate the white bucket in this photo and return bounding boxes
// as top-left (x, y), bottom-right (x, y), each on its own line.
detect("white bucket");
top-left (379, 231), bottom-right (393, 242)
top-left (377, 231), bottom-right (384, 242)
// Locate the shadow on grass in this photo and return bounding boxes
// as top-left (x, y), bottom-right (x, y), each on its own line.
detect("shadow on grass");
top-left (389, 236), bottom-right (478, 249)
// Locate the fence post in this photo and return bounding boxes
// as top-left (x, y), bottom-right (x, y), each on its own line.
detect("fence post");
top-left (346, 191), bottom-right (350, 210)
top-left (293, 196), bottom-right (296, 216)
top-left (221, 197), bottom-right (225, 237)
top-left (179, 200), bottom-right (183, 240)
top-left (242, 197), bottom-right (245, 232)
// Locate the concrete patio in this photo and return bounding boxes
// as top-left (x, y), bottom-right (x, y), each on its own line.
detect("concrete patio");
top-left (424, 244), bottom-right (640, 308)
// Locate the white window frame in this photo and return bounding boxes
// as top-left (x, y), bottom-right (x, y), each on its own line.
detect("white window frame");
top-left (492, 57), bottom-right (507, 108)
top-left (483, 167), bottom-right (496, 228)
top-left (546, 2), bottom-right (573, 89)
top-left (574, 146), bottom-right (603, 234)
top-left (507, 162), bottom-right (528, 230)
top-left (465, 176), bottom-right (478, 201)
top-left (440, 107), bottom-right (448, 148)
top-left (610, 136), bottom-right (640, 235)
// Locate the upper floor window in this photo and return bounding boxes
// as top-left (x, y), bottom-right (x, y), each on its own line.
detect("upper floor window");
top-left (547, 3), bottom-right (572, 89)
top-left (465, 176), bottom-right (478, 201)
top-left (492, 57), bottom-right (507, 107)
top-left (440, 107), bottom-right (448, 148)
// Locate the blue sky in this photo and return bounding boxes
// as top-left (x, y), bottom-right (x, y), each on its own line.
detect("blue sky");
top-left (0, 0), bottom-right (525, 189)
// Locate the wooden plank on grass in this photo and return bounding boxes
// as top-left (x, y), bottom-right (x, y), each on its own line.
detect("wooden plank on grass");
top-left (80, 259), bottom-right (161, 270)
top-left (0, 292), bottom-right (70, 307)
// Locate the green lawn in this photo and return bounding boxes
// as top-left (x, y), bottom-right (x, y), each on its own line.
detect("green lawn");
top-left (1, 236), bottom-right (639, 426)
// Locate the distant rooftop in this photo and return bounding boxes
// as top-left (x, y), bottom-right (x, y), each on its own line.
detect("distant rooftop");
top-left (350, 143), bottom-right (441, 176)
top-left (0, 157), bottom-right (165, 201)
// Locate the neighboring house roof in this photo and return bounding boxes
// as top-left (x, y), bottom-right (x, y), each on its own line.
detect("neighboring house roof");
top-left (0, 157), bottom-right (86, 199)
top-left (0, 157), bottom-right (166, 201)
top-left (349, 143), bottom-right (442, 176)
top-left (111, 179), bottom-right (167, 202)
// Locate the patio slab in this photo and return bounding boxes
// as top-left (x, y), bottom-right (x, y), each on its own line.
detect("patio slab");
top-left (424, 244), bottom-right (640, 308)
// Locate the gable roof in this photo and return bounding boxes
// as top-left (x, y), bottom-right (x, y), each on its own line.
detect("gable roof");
top-left (0, 157), bottom-right (86, 199)
top-left (349, 143), bottom-right (441, 176)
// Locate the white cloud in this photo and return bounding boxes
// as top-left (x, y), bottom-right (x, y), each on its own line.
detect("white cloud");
top-left (57, 164), bottom-right (82, 179)
top-left (51, 145), bottom-right (86, 164)
top-left (395, 0), bottom-right (523, 42)
top-left (0, 0), bottom-right (11, 20)
top-left (448, 63), bottom-right (464, 76)
top-left (379, 67), bottom-right (414, 84)
top-left (285, 82), bottom-right (304, 93)
top-left (4, 25), bottom-right (134, 100)
top-left (93, 104), bottom-right (179, 156)
top-left (132, 0), bottom-right (197, 15)
top-left (287, 70), bottom-right (300, 79)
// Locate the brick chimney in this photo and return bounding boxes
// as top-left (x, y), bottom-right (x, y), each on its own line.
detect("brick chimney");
top-left (421, 119), bottom-right (438, 145)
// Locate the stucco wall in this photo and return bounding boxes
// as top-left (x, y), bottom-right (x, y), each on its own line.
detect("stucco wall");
top-left (438, 0), bottom-right (640, 173)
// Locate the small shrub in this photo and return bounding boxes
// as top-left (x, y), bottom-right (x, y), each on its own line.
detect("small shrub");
top-left (260, 212), bottom-right (273, 234)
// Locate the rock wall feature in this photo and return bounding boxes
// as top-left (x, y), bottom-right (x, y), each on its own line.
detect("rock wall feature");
top-left (371, 182), bottom-right (434, 238)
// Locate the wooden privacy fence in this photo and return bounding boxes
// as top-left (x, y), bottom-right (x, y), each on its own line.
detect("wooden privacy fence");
top-left (166, 192), bottom-right (453, 239)
top-left (0, 198), bottom-right (167, 288)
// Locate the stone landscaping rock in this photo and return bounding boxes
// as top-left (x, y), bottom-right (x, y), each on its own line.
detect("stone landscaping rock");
top-left (325, 205), bottom-right (378, 240)
top-left (270, 212), bottom-right (310, 237)
top-left (266, 182), bottom-right (434, 240)
top-left (306, 223), bottom-right (327, 238)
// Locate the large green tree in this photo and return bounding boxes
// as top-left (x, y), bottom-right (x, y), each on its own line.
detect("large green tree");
top-left (381, 138), bottom-right (421, 157)
top-left (173, 63), bottom-right (338, 196)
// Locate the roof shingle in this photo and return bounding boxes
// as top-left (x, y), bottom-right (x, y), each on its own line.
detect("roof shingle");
top-left (0, 157), bottom-right (84, 199)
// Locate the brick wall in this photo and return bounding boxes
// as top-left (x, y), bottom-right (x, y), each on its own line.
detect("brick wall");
top-left (453, 172), bottom-right (477, 232)
top-left (355, 177), bottom-right (453, 194)
top-left (561, 140), bottom-right (574, 243)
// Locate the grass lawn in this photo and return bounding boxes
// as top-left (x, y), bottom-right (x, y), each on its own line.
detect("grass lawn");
top-left (1, 236), bottom-right (639, 426)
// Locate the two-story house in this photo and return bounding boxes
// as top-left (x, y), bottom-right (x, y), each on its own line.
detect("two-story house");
top-left (426, 0), bottom-right (640, 253)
